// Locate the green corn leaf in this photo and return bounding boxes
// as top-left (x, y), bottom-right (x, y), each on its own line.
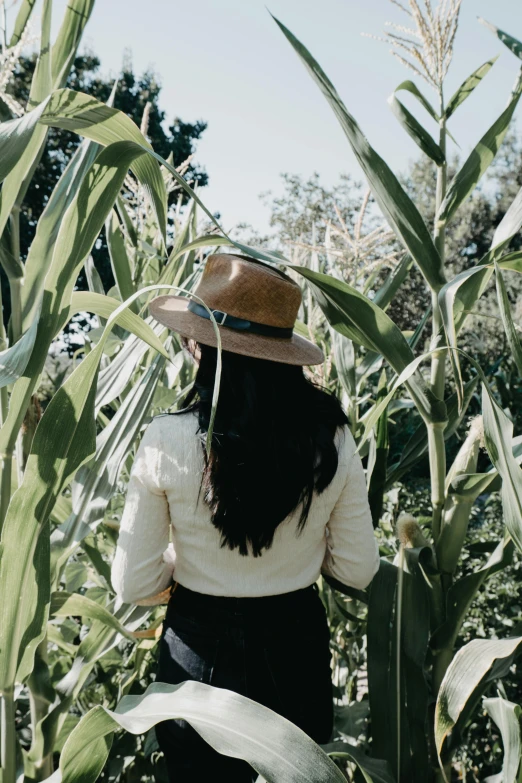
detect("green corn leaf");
top-left (493, 186), bottom-right (522, 248)
top-left (359, 352), bottom-right (431, 447)
top-left (0, 306), bottom-right (39, 388)
top-left (21, 136), bottom-right (100, 331)
top-left (482, 384), bottom-right (522, 553)
top-left (273, 15), bottom-right (445, 291)
top-left (0, 231), bottom-right (24, 280)
top-left (1, 356), bottom-right (98, 688)
top-left (51, 357), bottom-right (165, 573)
top-left (0, 101), bottom-right (49, 185)
top-left (439, 265), bottom-right (490, 405)
top-left (367, 371), bottom-right (389, 526)
top-left (51, 0), bottom-right (96, 89)
top-left (435, 637), bottom-right (522, 764)
top-left (85, 257), bottom-right (105, 298)
top-left (0, 0), bottom-right (95, 239)
top-left (495, 261), bottom-right (522, 376)
top-left (393, 80), bottom-right (439, 122)
top-left (106, 210), bottom-right (137, 310)
top-left (483, 697), bottom-right (522, 783)
top-left (0, 140), bottom-right (164, 462)
top-left (373, 254), bottom-right (412, 311)
top-left (430, 537), bottom-right (513, 653)
top-left (322, 743), bottom-right (395, 783)
top-left (94, 320), bottom-right (165, 411)
top-left (438, 248), bottom-right (522, 407)
top-left (444, 56), bottom-right (498, 120)
top-left (388, 93), bottom-right (445, 165)
top-left (498, 251), bottom-right (522, 273)
top-left (29, 602), bottom-right (151, 765)
top-left (69, 291), bottom-right (169, 358)
top-left (367, 555), bottom-right (432, 782)
top-left (9, 0), bottom-right (38, 46)
top-left (367, 560), bottom-right (398, 769)
top-left (386, 378), bottom-right (478, 487)
top-left (39, 88), bottom-right (167, 240)
top-left (479, 19), bottom-right (522, 60)
top-left (294, 268), bottom-right (416, 373)
top-left (50, 592), bottom-right (135, 640)
top-left (438, 73), bottom-right (522, 224)
top-left (58, 681), bottom-right (347, 783)
top-left (331, 330), bottom-right (356, 399)
top-left (293, 266), bottom-right (435, 421)
top-left (27, 0), bottom-right (52, 109)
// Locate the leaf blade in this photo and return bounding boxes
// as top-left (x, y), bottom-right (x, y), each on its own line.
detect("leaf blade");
top-left (273, 15), bottom-right (444, 291)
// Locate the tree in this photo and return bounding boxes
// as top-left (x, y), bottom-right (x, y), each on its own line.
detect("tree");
top-left (1, 52), bottom-right (208, 326)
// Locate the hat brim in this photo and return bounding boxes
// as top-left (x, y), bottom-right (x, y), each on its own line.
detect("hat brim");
top-left (149, 295), bottom-right (324, 366)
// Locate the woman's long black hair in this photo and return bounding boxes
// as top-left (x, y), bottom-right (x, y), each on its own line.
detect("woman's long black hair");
top-left (179, 343), bottom-right (348, 557)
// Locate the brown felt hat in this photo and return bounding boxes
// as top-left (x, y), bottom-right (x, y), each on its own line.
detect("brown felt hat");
top-left (149, 253), bottom-right (324, 365)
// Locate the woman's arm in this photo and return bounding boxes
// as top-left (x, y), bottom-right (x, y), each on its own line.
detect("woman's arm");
top-left (111, 418), bottom-right (175, 604)
top-left (321, 430), bottom-right (380, 590)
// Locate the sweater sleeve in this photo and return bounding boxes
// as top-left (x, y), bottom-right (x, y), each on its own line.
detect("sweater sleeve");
top-left (321, 428), bottom-right (380, 590)
top-left (111, 418), bottom-right (175, 604)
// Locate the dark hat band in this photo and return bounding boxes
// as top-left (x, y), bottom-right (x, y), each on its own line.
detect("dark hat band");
top-left (187, 300), bottom-right (294, 339)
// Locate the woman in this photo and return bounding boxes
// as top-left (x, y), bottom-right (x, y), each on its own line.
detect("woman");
top-left (112, 253), bottom-right (380, 782)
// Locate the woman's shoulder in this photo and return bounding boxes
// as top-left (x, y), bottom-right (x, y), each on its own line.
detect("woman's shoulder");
top-left (140, 411), bottom-right (201, 474)
top-left (148, 410), bottom-right (199, 441)
top-left (334, 423), bottom-right (357, 466)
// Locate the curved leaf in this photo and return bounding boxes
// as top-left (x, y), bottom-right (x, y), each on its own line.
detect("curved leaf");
top-left (388, 93), bottom-right (444, 165)
top-left (51, 0), bottom-right (96, 90)
top-left (105, 210), bottom-right (136, 310)
top-left (430, 537), bottom-right (514, 653)
top-left (495, 261), bottom-right (522, 376)
top-left (273, 15), bottom-right (444, 291)
top-left (493, 185), bottom-right (522, 248)
top-left (438, 74), bottom-right (522, 224)
top-left (0, 0), bottom-right (95, 239)
top-left (50, 592), bottom-right (134, 640)
top-left (9, 0), bottom-right (38, 46)
top-left (39, 88), bottom-right (167, 239)
top-left (0, 100), bottom-right (49, 184)
top-left (435, 636), bottom-right (522, 762)
top-left (445, 57), bottom-right (498, 120)
top-left (21, 136), bottom-right (100, 331)
top-left (483, 697), bottom-right (522, 783)
top-left (69, 291), bottom-right (168, 358)
top-left (0, 308), bottom-right (39, 388)
top-left (293, 266), bottom-right (434, 420)
top-left (51, 357), bottom-right (166, 569)
top-left (479, 19), bottom-right (522, 60)
top-left (58, 681), bottom-right (347, 783)
top-left (373, 253), bottom-right (412, 311)
top-left (394, 80), bottom-right (439, 122)
top-left (482, 384), bottom-right (522, 553)
top-left (323, 743), bottom-right (394, 783)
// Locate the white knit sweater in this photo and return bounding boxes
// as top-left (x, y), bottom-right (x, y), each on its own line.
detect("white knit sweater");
top-left (111, 412), bottom-right (380, 602)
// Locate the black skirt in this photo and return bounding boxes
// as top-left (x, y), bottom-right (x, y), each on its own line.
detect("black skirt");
top-left (155, 582), bottom-right (333, 783)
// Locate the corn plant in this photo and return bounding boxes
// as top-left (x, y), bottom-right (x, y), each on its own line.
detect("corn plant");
top-left (271, 3), bottom-right (522, 781)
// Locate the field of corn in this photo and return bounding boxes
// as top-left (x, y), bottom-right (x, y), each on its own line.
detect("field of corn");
top-left (2, 0), bottom-right (522, 781)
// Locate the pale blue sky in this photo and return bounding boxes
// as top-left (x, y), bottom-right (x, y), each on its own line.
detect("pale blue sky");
top-left (46, 0), bottom-right (522, 233)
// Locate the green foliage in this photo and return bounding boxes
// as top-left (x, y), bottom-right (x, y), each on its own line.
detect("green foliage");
top-left (2, 3), bottom-right (522, 783)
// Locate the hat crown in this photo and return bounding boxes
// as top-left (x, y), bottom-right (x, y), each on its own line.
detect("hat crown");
top-left (194, 254), bottom-right (301, 328)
